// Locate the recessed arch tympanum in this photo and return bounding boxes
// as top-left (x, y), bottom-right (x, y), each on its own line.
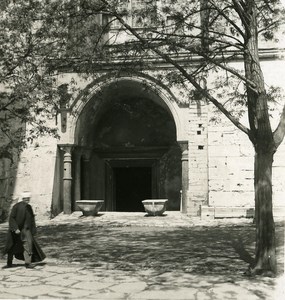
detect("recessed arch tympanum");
top-left (68, 74), bottom-right (186, 144)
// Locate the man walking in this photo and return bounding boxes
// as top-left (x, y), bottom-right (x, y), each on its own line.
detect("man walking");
top-left (3, 192), bottom-right (46, 269)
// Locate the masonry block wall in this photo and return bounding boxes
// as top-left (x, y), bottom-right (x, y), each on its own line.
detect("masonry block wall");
top-left (2, 66), bottom-right (285, 221)
top-left (207, 114), bottom-right (285, 218)
top-left (208, 120), bottom-right (254, 208)
top-left (187, 99), bottom-right (209, 216)
top-left (272, 143), bottom-right (285, 209)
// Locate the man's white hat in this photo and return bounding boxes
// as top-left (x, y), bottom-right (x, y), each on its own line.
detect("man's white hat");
top-left (21, 191), bottom-right (31, 199)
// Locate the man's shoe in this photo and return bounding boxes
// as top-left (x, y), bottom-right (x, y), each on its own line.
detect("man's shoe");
top-left (2, 264), bottom-right (12, 269)
top-left (25, 264), bottom-right (34, 269)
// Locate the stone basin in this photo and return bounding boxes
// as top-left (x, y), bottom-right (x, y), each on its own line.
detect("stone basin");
top-left (142, 199), bottom-right (168, 216)
top-left (76, 200), bottom-right (104, 216)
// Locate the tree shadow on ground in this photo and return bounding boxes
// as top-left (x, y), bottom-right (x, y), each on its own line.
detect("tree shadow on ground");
top-left (0, 221), bottom-right (283, 300)
top-left (230, 235), bottom-right (256, 269)
top-left (0, 221), bottom-right (283, 280)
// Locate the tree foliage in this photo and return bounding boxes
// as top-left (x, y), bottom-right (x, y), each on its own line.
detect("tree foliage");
top-left (1, 0), bottom-right (285, 275)
top-left (0, 0), bottom-right (67, 158)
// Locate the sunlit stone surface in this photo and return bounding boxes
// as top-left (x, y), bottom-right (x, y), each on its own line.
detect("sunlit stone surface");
top-left (76, 200), bottom-right (104, 216)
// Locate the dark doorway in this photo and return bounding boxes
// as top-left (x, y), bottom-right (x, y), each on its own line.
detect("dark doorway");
top-left (114, 167), bottom-right (152, 212)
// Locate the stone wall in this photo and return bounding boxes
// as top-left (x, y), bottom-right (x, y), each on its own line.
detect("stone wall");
top-left (2, 64), bottom-right (285, 220)
top-left (187, 99), bottom-right (209, 216)
top-left (208, 120), bottom-right (254, 208)
top-left (12, 135), bottom-right (58, 219)
top-left (0, 158), bottom-right (16, 222)
top-left (205, 113), bottom-right (285, 218)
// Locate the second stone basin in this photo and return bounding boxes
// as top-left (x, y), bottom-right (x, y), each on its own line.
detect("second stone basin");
top-left (142, 199), bottom-right (168, 216)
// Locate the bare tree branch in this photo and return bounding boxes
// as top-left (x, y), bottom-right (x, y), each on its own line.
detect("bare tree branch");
top-left (209, 0), bottom-right (245, 38)
top-left (161, 39), bottom-right (258, 91)
top-left (101, 0), bottom-right (251, 137)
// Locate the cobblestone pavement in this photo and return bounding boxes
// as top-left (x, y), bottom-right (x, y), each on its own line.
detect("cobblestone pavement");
top-left (0, 212), bottom-right (284, 300)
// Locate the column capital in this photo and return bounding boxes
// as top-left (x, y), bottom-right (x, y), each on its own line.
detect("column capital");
top-left (59, 144), bottom-right (74, 154)
top-left (178, 141), bottom-right (188, 153)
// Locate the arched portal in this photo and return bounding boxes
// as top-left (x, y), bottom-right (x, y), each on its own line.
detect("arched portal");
top-left (72, 78), bottom-right (183, 212)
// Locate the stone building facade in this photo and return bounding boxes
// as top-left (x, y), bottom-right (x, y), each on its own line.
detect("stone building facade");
top-left (1, 53), bottom-right (284, 220)
top-left (1, 2), bottom-right (285, 221)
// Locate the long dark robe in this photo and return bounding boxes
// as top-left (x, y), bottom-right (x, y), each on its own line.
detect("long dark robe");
top-left (3, 201), bottom-right (46, 262)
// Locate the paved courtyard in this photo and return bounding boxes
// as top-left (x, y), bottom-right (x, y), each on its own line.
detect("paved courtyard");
top-left (0, 212), bottom-right (284, 299)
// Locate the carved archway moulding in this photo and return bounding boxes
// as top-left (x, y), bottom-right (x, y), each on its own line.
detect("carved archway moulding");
top-left (61, 73), bottom-right (187, 144)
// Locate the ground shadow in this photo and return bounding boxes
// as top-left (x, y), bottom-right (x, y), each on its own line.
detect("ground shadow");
top-left (230, 235), bottom-right (255, 268)
top-left (0, 221), bottom-right (283, 279)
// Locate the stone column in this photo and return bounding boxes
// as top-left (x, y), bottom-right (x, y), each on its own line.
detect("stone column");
top-left (74, 151), bottom-right (81, 204)
top-left (60, 145), bottom-right (73, 214)
top-left (179, 141), bottom-right (189, 214)
top-left (82, 150), bottom-right (92, 199)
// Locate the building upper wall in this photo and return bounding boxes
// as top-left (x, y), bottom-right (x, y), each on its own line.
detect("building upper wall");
top-left (56, 49), bottom-right (285, 146)
top-left (62, 0), bottom-right (285, 69)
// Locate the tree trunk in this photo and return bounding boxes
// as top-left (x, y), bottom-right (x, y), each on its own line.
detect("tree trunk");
top-left (239, 1), bottom-right (277, 276)
top-left (253, 149), bottom-right (277, 275)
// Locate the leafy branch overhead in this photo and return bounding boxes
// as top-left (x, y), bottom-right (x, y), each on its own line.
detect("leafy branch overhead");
top-left (1, 0), bottom-right (285, 154)
top-left (40, 0), bottom-right (284, 146)
top-left (1, 0), bottom-right (285, 275)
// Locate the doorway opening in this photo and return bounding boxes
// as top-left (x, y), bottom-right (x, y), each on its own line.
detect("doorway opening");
top-left (114, 167), bottom-right (152, 212)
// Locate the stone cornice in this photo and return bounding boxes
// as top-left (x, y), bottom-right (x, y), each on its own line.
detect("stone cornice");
top-left (49, 48), bottom-right (285, 74)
